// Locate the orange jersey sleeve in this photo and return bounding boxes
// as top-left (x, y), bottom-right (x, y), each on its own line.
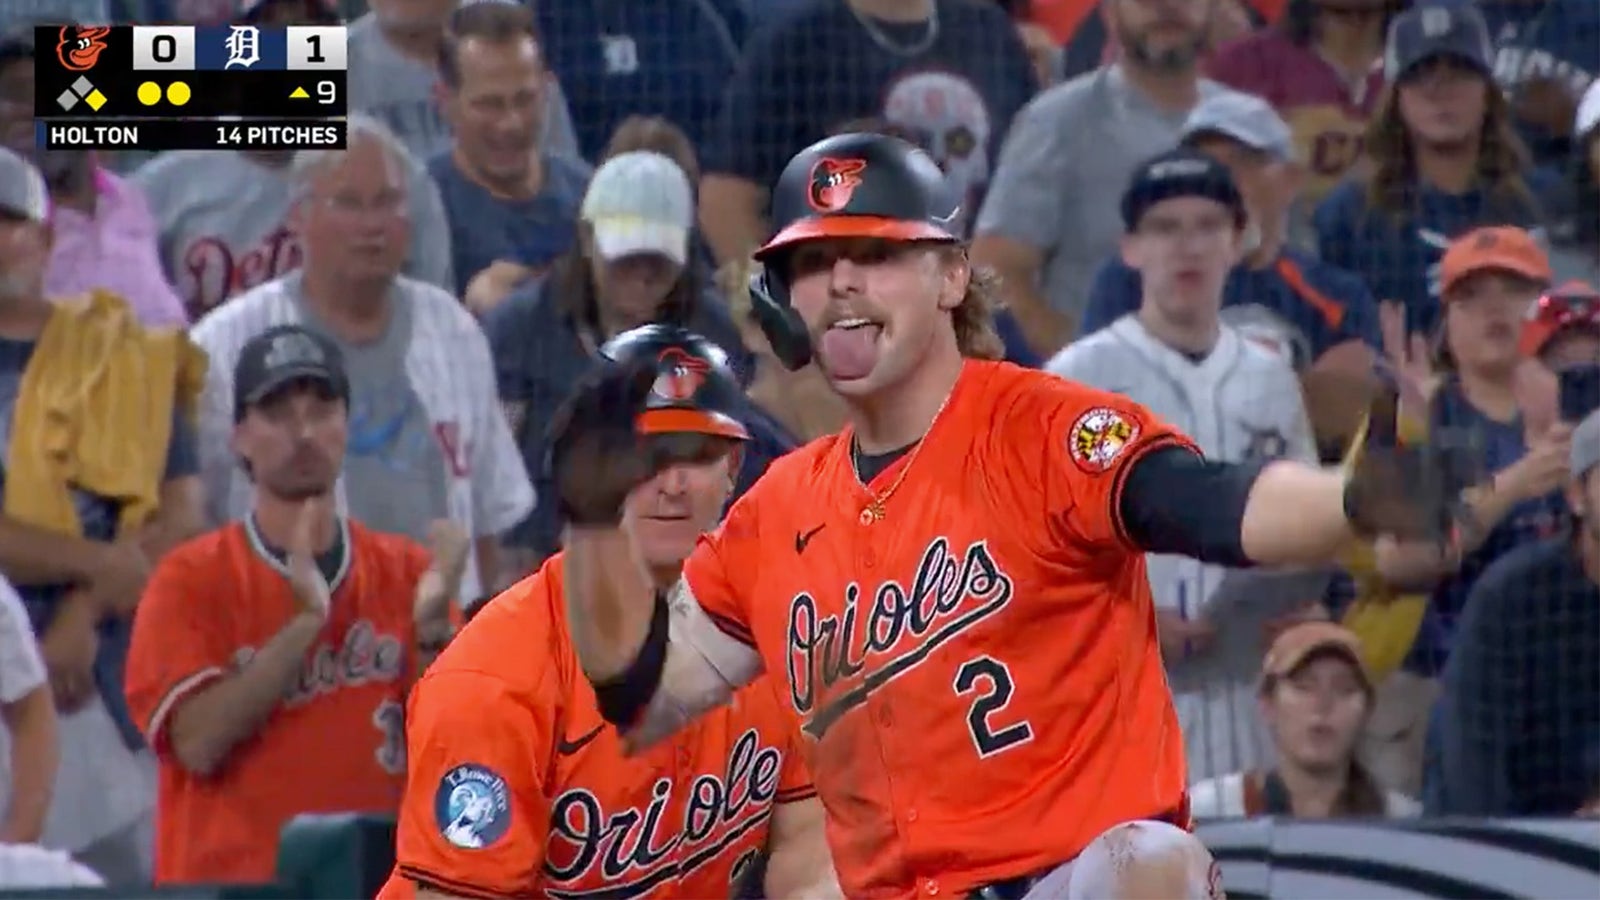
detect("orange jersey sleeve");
top-left (775, 723), bottom-right (817, 805)
top-left (124, 531), bottom-right (245, 751)
top-left (393, 577), bottom-right (562, 898)
top-left (1027, 379), bottom-right (1198, 555)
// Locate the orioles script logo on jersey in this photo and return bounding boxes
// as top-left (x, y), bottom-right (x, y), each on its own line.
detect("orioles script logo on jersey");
top-left (807, 158), bottom-right (867, 213)
top-left (652, 348), bottom-right (710, 402)
top-left (788, 537), bottom-right (1014, 740)
top-left (542, 728), bottom-right (781, 899)
top-left (233, 619), bottom-right (405, 707)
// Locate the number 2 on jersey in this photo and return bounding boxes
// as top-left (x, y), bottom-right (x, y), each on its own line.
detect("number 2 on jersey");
top-left (953, 655), bottom-right (1034, 758)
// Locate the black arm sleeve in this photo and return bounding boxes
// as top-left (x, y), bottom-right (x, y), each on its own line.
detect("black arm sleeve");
top-left (1117, 445), bottom-right (1267, 567)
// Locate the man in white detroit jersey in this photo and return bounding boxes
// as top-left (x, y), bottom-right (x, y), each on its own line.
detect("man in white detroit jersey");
top-left (190, 116), bottom-right (533, 608)
top-left (1049, 148), bottom-right (1319, 781)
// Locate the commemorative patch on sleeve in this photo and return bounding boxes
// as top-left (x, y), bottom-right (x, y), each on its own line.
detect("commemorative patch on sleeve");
top-left (435, 763), bottom-right (512, 849)
top-left (1068, 407), bottom-right (1139, 473)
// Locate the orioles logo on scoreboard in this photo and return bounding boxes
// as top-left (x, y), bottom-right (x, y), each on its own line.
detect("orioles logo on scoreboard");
top-left (57, 26), bottom-right (111, 73)
top-left (1069, 407), bottom-right (1139, 474)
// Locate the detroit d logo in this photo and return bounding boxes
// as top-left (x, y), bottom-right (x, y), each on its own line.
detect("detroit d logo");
top-left (807, 158), bottom-right (867, 213)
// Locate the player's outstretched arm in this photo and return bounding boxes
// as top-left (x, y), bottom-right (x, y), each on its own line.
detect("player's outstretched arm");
top-left (1121, 387), bottom-right (1480, 569)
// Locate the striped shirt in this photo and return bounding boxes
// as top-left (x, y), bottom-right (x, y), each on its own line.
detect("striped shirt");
top-left (191, 274), bottom-right (535, 602)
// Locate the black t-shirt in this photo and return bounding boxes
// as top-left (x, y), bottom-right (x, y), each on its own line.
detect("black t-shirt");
top-left (703, 0), bottom-right (1037, 237)
top-left (1434, 536), bottom-right (1600, 816)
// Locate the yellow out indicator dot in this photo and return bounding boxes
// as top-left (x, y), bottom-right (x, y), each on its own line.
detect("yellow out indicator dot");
top-left (166, 82), bottom-right (191, 106)
top-left (137, 81), bottom-right (160, 106)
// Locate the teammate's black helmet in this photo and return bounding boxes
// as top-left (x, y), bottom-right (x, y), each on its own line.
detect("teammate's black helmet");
top-left (749, 133), bottom-right (961, 371)
top-left (600, 325), bottom-right (750, 441)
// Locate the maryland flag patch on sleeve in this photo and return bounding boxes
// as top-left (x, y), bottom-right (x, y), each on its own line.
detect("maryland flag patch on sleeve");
top-left (1069, 407), bottom-right (1140, 473)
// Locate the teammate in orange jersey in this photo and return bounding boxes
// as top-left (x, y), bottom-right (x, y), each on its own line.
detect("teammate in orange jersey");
top-left (550, 135), bottom-right (1479, 899)
top-left (379, 326), bottom-right (839, 900)
top-left (124, 324), bottom-right (470, 885)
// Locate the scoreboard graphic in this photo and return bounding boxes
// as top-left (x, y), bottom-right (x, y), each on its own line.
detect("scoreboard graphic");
top-left (34, 24), bottom-right (348, 151)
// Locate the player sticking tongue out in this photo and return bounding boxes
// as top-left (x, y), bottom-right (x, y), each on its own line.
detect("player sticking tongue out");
top-left (748, 137), bottom-right (1003, 409)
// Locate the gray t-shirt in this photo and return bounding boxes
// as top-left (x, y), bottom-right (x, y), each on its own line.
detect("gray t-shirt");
top-left (975, 65), bottom-right (1234, 322)
top-left (295, 280), bottom-right (448, 543)
top-left (347, 13), bottom-right (582, 165)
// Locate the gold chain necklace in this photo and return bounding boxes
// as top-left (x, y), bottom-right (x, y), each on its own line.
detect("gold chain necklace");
top-left (850, 386), bottom-right (955, 525)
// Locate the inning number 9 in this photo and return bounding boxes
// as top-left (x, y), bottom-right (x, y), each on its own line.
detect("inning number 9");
top-left (953, 655), bottom-right (1034, 758)
top-left (317, 80), bottom-right (336, 105)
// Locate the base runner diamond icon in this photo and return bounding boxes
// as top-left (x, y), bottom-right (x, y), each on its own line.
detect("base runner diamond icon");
top-left (72, 76), bottom-right (93, 95)
top-left (85, 89), bottom-right (107, 111)
top-left (56, 89), bottom-right (78, 111)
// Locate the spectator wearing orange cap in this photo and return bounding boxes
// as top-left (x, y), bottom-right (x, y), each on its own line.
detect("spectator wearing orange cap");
top-left (1365, 225), bottom-right (1572, 797)
top-left (1190, 621), bottom-right (1419, 818)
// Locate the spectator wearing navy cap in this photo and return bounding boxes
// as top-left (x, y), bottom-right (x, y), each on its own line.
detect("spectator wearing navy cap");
top-left (1051, 148), bottom-right (1320, 781)
top-left (1081, 92), bottom-right (1381, 379)
top-left (1314, 0), bottom-right (1562, 339)
top-left (1433, 406), bottom-right (1600, 815)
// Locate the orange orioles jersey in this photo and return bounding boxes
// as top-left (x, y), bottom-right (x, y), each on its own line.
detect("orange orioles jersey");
top-left (124, 517), bottom-right (431, 884)
top-left (679, 360), bottom-right (1195, 898)
top-left (380, 552), bottom-right (815, 900)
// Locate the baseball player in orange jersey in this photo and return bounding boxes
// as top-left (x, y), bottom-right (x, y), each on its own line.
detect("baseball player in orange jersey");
top-left (548, 135), bottom-right (1480, 899)
top-left (379, 326), bottom-right (839, 900)
top-left (124, 324), bottom-right (469, 884)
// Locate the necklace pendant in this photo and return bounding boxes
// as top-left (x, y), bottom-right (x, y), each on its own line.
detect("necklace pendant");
top-left (859, 506), bottom-right (879, 526)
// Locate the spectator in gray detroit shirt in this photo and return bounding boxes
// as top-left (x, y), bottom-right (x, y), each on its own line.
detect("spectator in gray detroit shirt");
top-left (348, 0), bottom-right (580, 166)
top-left (1435, 408), bottom-right (1600, 815)
top-left (132, 0), bottom-right (454, 320)
top-left (973, 0), bottom-right (1237, 357)
top-left (193, 117), bottom-right (533, 606)
top-left (134, 147), bottom-right (453, 321)
top-left (429, 0), bottom-right (591, 304)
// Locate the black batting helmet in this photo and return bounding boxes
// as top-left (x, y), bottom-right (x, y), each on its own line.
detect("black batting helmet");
top-left (748, 132), bottom-right (961, 371)
top-left (600, 324), bottom-right (750, 441)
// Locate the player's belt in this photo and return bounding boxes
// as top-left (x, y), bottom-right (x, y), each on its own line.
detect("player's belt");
top-left (964, 805), bottom-right (1188, 899)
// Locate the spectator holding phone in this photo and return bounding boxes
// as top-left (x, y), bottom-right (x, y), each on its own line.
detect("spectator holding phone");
top-left (1366, 225), bottom-right (1571, 796)
top-left (1432, 407), bottom-right (1600, 815)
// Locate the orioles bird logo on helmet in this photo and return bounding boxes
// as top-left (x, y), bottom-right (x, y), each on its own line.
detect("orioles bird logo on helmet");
top-left (807, 157), bottom-right (867, 213)
top-left (652, 348), bottom-right (710, 402)
top-left (57, 26), bottom-right (112, 73)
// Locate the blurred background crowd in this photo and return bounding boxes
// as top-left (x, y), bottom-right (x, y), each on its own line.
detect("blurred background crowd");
top-left (0, 0), bottom-right (1597, 890)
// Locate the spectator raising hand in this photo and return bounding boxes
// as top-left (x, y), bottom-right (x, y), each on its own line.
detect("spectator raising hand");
top-left (1379, 298), bottom-right (1436, 429)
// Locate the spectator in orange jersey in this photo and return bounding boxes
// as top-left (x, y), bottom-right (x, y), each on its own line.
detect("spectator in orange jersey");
top-left (125, 324), bottom-right (469, 884)
top-left (381, 325), bottom-right (837, 900)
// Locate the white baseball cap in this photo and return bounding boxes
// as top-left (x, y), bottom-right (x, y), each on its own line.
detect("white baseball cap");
top-left (0, 148), bottom-right (49, 223)
top-left (1577, 79), bottom-right (1600, 144)
top-left (580, 151), bottom-right (693, 267)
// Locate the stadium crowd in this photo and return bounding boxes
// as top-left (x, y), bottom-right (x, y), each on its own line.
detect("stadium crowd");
top-left (0, 0), bottom-right (1596, 891)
